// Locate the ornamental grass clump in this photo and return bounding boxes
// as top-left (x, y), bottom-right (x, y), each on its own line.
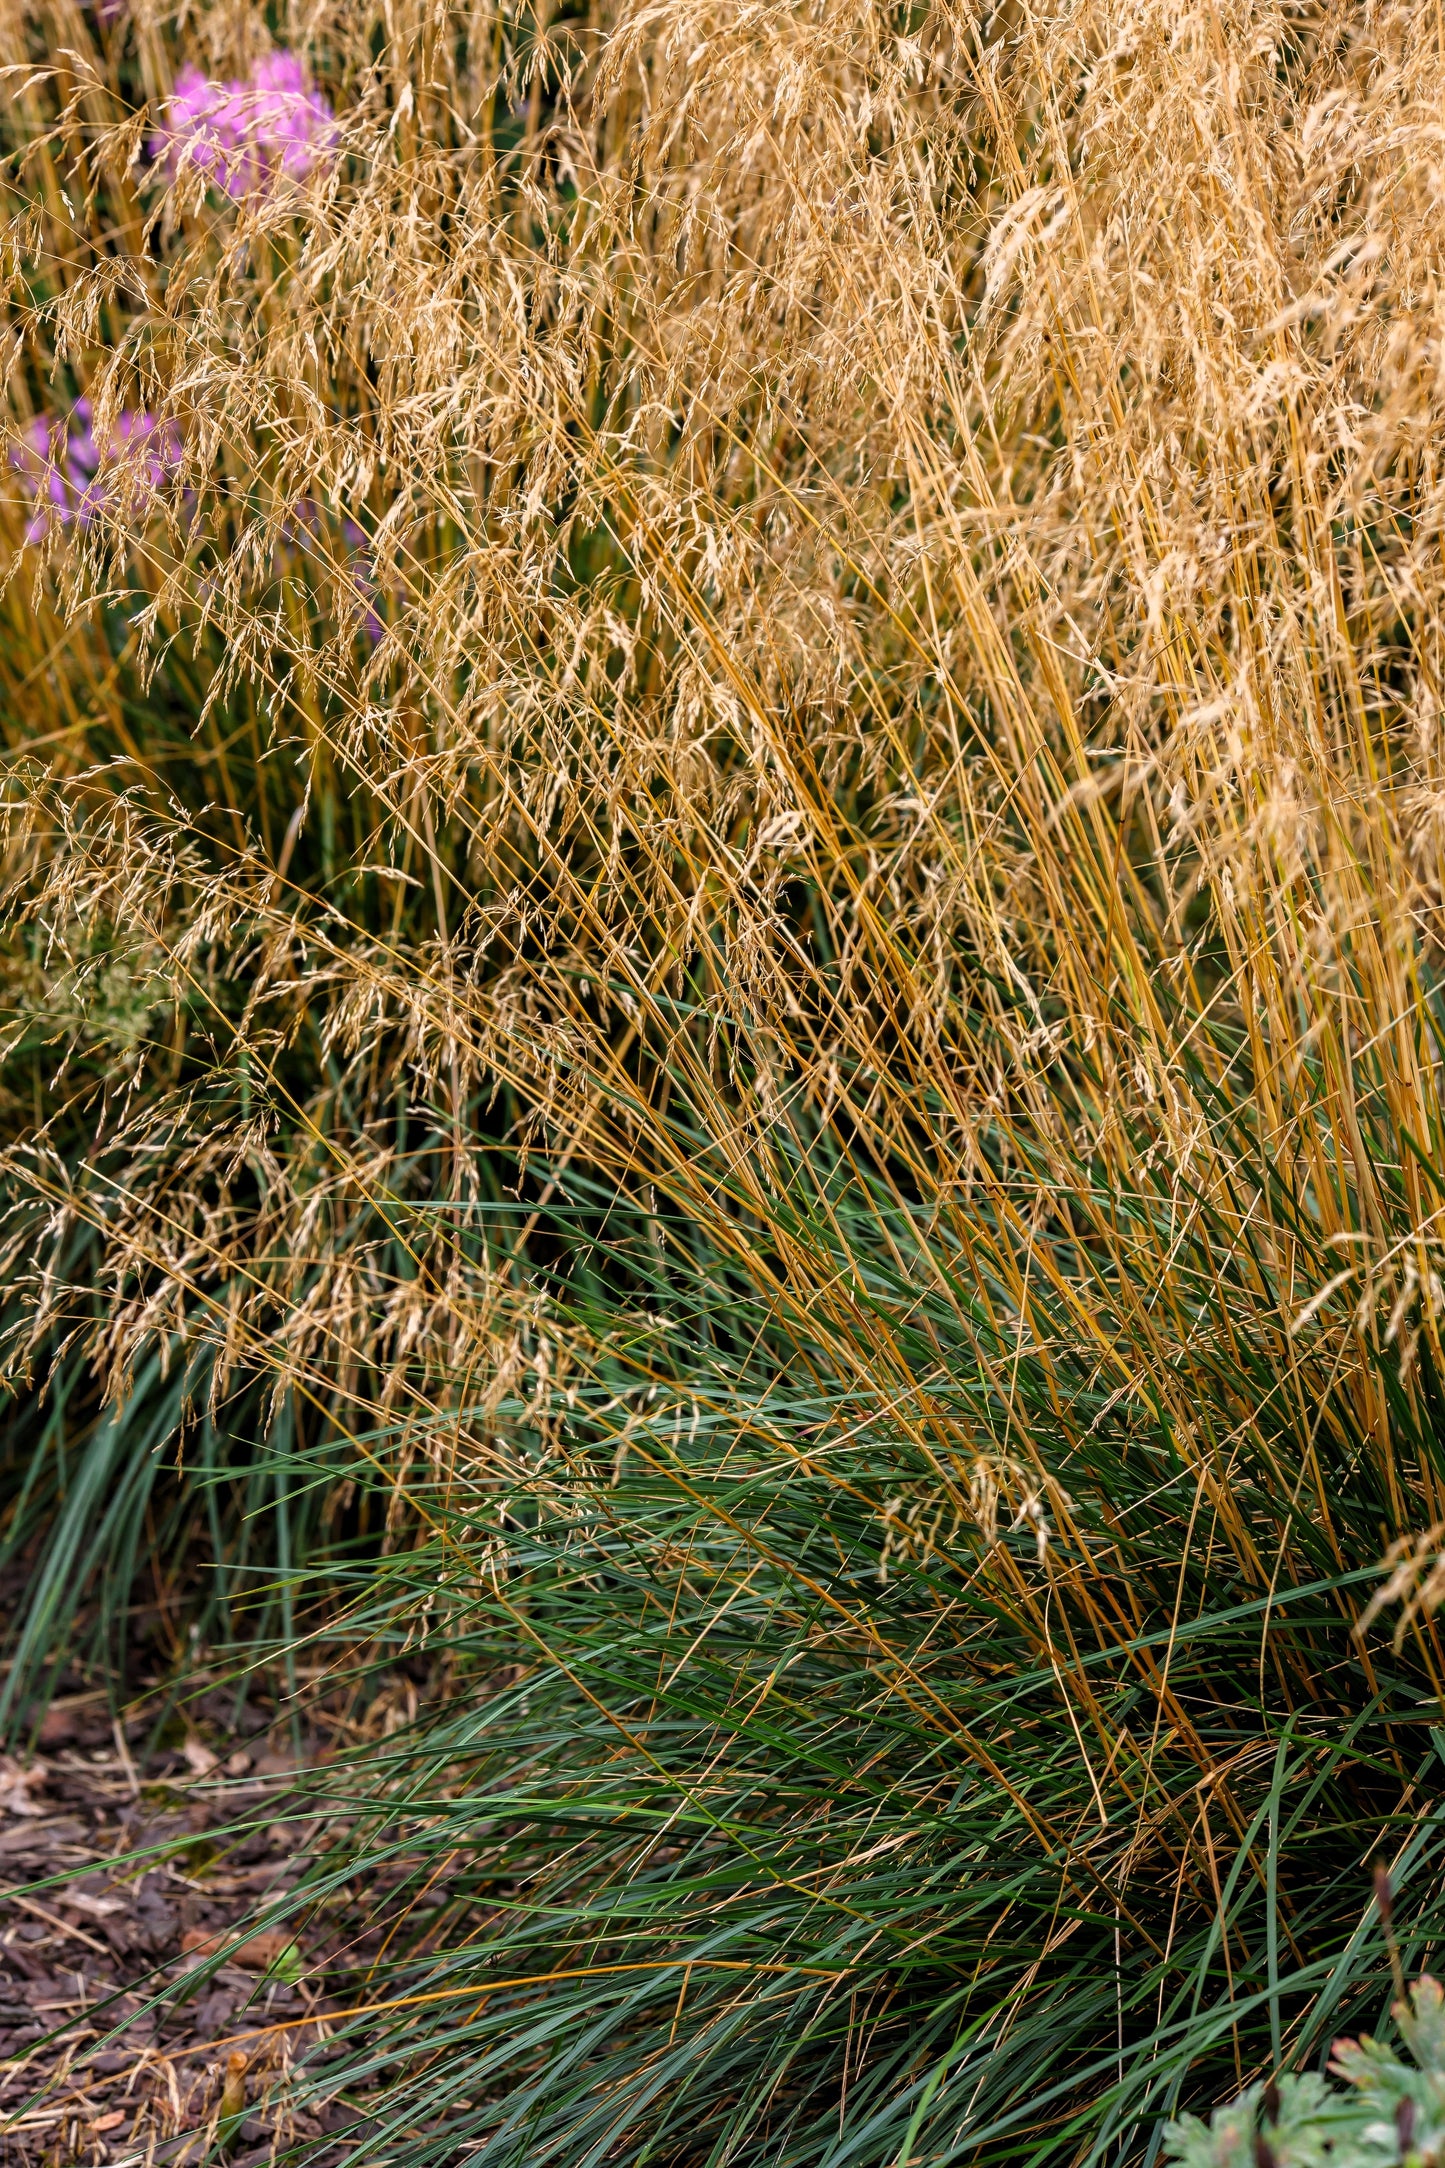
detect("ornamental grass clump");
top-left (6, 0), bottom-right (1445, 2163)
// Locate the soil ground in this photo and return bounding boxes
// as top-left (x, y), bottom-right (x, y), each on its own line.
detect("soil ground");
top-left (0, 1683), bottom-right (391, 2168)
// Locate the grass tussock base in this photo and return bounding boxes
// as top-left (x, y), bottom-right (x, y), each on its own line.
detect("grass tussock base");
top-left (5, 0), bottom-right (1445, 2161)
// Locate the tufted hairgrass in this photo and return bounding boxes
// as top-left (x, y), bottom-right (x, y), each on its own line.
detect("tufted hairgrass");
top-left (6, 0), bottom-right (1445, 2158)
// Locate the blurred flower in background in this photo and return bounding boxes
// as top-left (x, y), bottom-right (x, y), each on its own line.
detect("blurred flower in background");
top-left (8, 417), bottom-right (88, 541)
top-left (8, 411), bottom-right (382, 646)
top-left (7, 400), bottom-right (182, 542)
top-left (152, 51), bottom-right (334, 199)
top-left (289, 499), bottom-right (385, 643)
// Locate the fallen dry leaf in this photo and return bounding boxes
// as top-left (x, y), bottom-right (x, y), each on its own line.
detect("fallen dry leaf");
top-left (92, 2112), bottom-right (125, 2134)
top-left (60, 1888), bottom-right (124, 1919)
top-left (181, 1927), bottom-right (296, 1970)
top-left (0, 1757), bottom-right (48, 1818)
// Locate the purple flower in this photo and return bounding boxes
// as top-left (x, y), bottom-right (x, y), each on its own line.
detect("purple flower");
top-left (341, 515), bottom-right (385, 643)
top-left (285, 499), bottom-right (384, 642)
top-left (110, 406), bottom-right (184, 496)
top-left (152, 51), bottom-right (333, 200)
top-left (246, 52), bottom-right (334, 183)
top-left (9, 414), bottom-right (97, 542)
top-left (9, 401), bottom-right (182, 542)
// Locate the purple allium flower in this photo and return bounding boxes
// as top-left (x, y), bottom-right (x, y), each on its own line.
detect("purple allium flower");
top-left (152, 51), bottom-right (333, 200)
top-left (9, 401), bottom-right (182, 542)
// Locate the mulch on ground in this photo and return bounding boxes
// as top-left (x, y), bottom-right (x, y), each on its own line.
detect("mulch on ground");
top-left (0, 1688), bottom-right (388, 2168)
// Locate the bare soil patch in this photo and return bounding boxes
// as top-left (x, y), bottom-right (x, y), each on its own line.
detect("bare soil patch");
top-left (0, 1688), bottom-right (381, 2168)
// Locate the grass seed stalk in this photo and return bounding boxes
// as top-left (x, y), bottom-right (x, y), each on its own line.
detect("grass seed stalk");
top-left (3, 0), bottom-right (1445, 2161)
